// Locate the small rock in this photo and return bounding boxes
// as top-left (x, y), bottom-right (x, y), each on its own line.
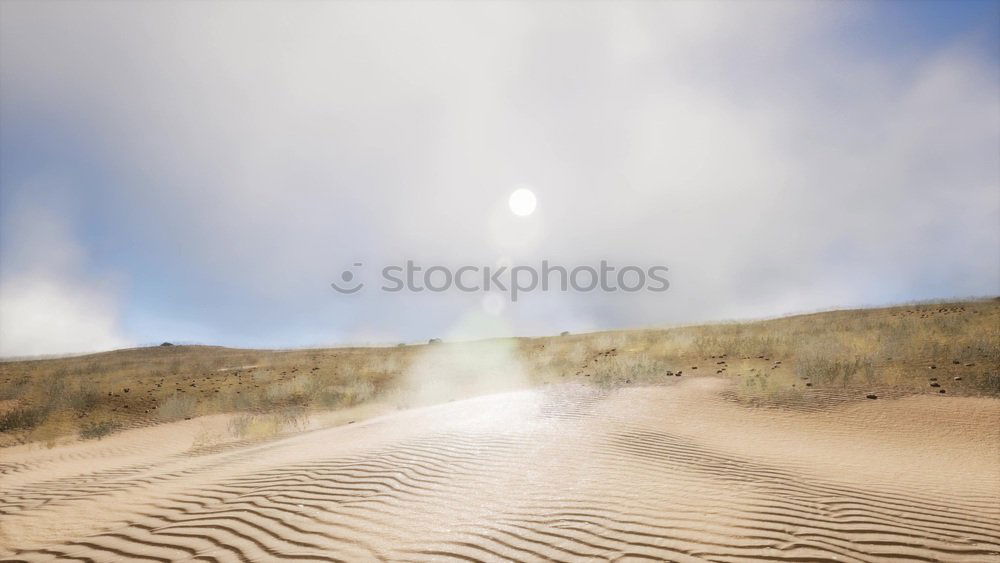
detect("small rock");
top-left (805, 383), bottom-right (812, 387)
top-left (953, 376), bottom-right (962, 381)
top-left (866, 394), bottom-right (878, 400)
top-left (939, 389), bottom-right (947, 394)
top-left (930, 382), bottom-right (941, 388)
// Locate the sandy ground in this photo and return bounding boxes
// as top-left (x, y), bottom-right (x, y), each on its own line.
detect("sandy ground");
top-left (1, 377), bottom-right (998, 562)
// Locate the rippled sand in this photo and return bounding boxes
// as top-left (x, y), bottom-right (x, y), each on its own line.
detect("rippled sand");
top-left (2, 377), bottom-right (998, 562)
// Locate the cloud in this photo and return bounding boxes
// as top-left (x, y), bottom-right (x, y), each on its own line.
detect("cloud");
top-left (0, 189), bottom-right (130, 356)
top-left (0, 1), bottom-right (997, 352)
top-left (0, 276), bottom-right (129, 357)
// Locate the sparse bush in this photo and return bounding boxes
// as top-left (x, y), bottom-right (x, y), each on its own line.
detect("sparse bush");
top-left (0, 406), bottom-right (46, 432)
top-left (316, 388), bottom-right (347, 409)
top-left (973, 371), bottom-right (1000, 394)
top-left (158, 394), bottom-right (198, 421)
top-left (0, 376), bottom-right (30, 400)
top-left (590, 354), bottom-right (673, 388)
top-left (68, 388), bottom-right (103, 414)
top-left (742, 372), bottom-right (771, 394)
top-left (228, 408), bottom-right (306, 439)
top-left (692, 332), bottom-right (787, 358)
top-left (796, 356), bottom-right (874, 386)
top-left (79, 419), bottom-right (120, 440)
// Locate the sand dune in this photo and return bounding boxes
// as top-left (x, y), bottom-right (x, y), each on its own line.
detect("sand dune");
top-left (2, 378), bottom-right (998, 562)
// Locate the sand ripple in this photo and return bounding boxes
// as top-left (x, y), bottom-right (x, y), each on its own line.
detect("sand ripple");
top-left (2, 381), bottom-right (998, 562)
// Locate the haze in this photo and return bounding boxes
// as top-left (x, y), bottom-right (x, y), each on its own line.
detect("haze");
top-left (1, 1), bottom-right (998, 356)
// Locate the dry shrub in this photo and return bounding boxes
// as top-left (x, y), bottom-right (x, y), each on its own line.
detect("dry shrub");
top-left (0, 406), bottom-right (46, 433)
top-left (228, 408), bottom-right (307, 440)
top-left (158, 394), bottom-right (198, 421)
top-left (79, 419), bottom-right (120, 440)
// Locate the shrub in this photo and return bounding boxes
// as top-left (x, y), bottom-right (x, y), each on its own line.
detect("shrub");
top-left (79, 419), bottom-right (120, 440)
top-left (795, 356), bottom-right (873, 386)
top-left (68, 388), bottom-right (103, 414)
top-left (158, 394), bottom-right (198, 421)
top-left (228, 408), bottom-right (306, 439)
top-left (0, 406), bottom-right (46, 433)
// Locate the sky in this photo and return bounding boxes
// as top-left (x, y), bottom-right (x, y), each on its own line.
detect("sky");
top-left (1, 0), bottom-right (998, 357)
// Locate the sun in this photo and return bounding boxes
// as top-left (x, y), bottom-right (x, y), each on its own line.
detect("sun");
top-left (508, 186), bottom-right (537, 217)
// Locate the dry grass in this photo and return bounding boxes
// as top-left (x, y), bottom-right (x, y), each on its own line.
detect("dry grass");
top-left (2, 298), bottom-right (997, 446)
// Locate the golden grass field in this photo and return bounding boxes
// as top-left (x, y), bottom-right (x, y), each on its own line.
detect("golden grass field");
top-left (1, 299), bottom-right (998, 561)
top-left (2, 299), bottom-right (997, 448)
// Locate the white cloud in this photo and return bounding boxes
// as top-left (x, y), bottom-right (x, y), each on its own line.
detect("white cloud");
top-left (0, 1), bottom-right (996, 350)
top-left (0, 276), bottom-right (129, 357)
top-left (0, 191), bottom-right (130, 357)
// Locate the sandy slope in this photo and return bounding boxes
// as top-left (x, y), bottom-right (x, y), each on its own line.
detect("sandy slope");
top-left (2, 377), bottom-right (998, 562)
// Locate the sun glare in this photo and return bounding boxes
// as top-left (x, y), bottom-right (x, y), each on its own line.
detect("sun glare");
top-left (508, 186), bottom-right (537, 217)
